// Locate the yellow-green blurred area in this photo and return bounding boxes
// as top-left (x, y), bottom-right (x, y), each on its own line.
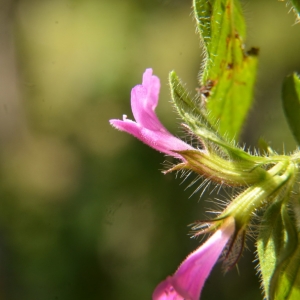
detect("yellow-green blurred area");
top-left (0, 0), bottom-right (299, 299)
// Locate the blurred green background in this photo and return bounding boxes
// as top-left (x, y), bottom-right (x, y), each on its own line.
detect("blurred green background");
top-left (0, 0), bottom-right (299, 299)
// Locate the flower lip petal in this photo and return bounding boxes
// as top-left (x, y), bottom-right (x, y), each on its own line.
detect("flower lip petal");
top-left (130, 84), bottom-right (166, 131)
top-left (141, 68), bottom-right (161, 111)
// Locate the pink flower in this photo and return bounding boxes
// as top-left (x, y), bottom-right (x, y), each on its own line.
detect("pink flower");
top-left (109, 69), bottom-right (193, 158)
top-left (152, 218), bottom-right (235, 300)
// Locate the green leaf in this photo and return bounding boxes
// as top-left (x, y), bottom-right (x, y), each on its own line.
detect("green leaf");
top-left (193, 0), bottom-right (258, 141)
top-left (169, 71), bottom-right (270, 164)
top-left (292, 0), bottom-right (300, 20)
top-left (168, 70), bottom-right (218, 143)
top-left (291, 0), bottom-right (300, 20)
top-left (168, 71), bottom-right (210, 130)
top-left (169, 70), bottom-right (252, 161)
top-left (273, 245), bottom-right (300, 300)
top-left (257, 202), bottom-right (298, 300)
top-left (282, 73), bottom-right (300, 145)
top-left (282, 0), bottom-right (300, 23)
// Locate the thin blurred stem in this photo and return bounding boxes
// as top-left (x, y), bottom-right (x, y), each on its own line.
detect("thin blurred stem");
top-left (0, 0), bottom-right (25, 142)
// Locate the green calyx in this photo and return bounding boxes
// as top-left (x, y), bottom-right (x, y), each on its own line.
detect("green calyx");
top-left (257, 201), bottom-right (299, 300)
top-left (221, 159), bottom-right (297, 226)
top-left (174, 149), bottom-right (268, 186)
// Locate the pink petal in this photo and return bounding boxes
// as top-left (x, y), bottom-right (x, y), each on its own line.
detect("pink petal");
top-left (153, 218), bottom-right (235, 300)
top-left (152, 278), bottom-right (184, 300)
top-left (131, 85), bottom-right (165, 131)
top-left (110, 117), bottom-right (190, 158)
top-left (131, 69), bottom-right (162, 129)
top-left (109, 69), bottom-right (193, 158)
